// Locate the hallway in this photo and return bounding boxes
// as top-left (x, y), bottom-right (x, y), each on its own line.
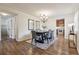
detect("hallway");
top-left (0, 35), bottom-right (78, 55)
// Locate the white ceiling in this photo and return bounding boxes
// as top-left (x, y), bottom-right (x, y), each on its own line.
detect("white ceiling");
top-left (0, 3), bottom-right (79, 17)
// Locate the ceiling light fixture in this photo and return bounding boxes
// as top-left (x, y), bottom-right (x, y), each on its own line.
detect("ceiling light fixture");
top-left (40, 14), bottom-right (48, 23)
top-left (0, 12), bottom-right (8, 16)
top-left (36, 10), bottom-right (52, 17)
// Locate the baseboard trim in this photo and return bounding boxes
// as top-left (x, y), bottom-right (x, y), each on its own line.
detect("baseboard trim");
top-left (16, 34), bottom-right (32, 42)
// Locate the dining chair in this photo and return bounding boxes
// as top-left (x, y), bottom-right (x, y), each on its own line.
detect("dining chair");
top-left (31, 31), bottom-right (44, 45)
top-left (45, 30), bottom-right (54, 44)
top-left (42, 32), bottom-right (49, 44)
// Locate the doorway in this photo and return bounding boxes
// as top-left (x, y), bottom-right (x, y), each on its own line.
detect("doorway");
top-left (1, 15), bottom-right (16, 41)
top-left (56, 19), bottom-right (65, 37)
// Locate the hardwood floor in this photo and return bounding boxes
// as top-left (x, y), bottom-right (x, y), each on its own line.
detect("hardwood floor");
top-left (0, 35), bottom-right (78, 55)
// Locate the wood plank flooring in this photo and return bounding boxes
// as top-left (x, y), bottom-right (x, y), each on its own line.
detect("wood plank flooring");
top-left (0, 35), bottom-right (78, 55)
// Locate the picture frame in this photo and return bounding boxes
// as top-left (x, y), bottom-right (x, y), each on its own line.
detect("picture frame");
top-left (36, 21), bottom-right (40, 30)
top-left (28, 19), bottom-right (34, 30)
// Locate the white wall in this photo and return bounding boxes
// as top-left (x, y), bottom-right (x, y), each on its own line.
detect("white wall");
top-left (74, 11), bottom-right (79, 34)
top-left (15, 12), bottom-right (40, 41)
top-left (0, 16), bottom-right (1, 40)
top-left (77, 14), bottom-right (79, 54)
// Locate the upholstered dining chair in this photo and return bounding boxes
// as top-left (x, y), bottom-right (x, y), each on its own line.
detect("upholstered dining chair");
top-left (45, 30), bottom-right (54, 44)
top-left (31, 31), bottom-right (44, 45)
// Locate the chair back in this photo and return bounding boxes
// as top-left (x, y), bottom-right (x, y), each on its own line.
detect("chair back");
top-left (31, 31), bottom-right (36, 39)
top-left (48, 30), bottom-right (53, 39)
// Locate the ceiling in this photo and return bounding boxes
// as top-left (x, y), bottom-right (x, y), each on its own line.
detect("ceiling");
top-left (0, 3), bottom-right (79, 17)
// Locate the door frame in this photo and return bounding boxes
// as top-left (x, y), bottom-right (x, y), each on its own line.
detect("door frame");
top-left (56, 19), bottom-right (65, 36)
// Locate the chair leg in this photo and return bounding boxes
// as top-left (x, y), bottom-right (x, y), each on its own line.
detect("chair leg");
top-left (35, 40), bottom-right (37, 46)
top-left (47, 39), bottom-right (49, 44)
top-left (31, 38), bottom-right (33, 44)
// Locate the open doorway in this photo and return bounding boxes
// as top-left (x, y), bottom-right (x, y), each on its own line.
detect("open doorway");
top-left (1, 12), bottom-right (16, 41)
top-left (56, 19), bottom-right (65, 37)
top-left (1, 16), bottom-right (9, 40)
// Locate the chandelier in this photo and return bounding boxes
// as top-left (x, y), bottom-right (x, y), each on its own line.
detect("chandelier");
top-left (40, 14), bottom-right (48, 23)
